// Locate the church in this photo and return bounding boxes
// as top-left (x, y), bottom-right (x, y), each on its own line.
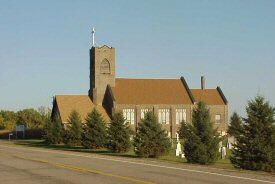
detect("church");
top-left (51, 33), bottom-right (228, 138)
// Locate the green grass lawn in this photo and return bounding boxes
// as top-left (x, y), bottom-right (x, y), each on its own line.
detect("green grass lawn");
top-left (6, 139), bottom-right (234, 170)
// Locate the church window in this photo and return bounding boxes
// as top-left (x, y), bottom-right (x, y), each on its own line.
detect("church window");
top-left (140, 109), bottom-right (149, 119)
top-left (176, 109), bottom-right (186, 124)
top-left (215, 114), bottom-right (221, 124)
top-left (158, 109), bottom-right (170, 124)
top-left (100, 59), bottom-right (111, 74)
top-left (123, 109), bottom-right (135, 125)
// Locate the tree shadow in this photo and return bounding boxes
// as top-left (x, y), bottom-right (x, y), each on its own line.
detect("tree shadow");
top-left (13, 140), bottom-right (138, 159)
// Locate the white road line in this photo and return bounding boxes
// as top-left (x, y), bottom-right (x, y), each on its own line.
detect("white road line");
top-left (0, 144), bottom-right (274, 184)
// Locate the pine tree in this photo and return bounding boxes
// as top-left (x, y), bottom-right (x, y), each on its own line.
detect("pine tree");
top-left (64, 110), bottom-right (83, 147)
top-left (272, 125), bottom-right (275, 170)
top-left (133, 111), bottom-right (171, 158)
top-left (228, 112), bottom-right (243, 137)
top-left (230, 96), bottom-right (275, 171)
top-left (107, 112), bottom-right (131, 153)
top-left (43, 115), bottom-right (64, 144)
top-left (82, 108), bottom-right (107, 149)
top-left (43, 118), bottom-right (54, 144)
top-left (52, 115), bottom-right (65, 144)
top-left (179, 101), bottom-right (221, 164)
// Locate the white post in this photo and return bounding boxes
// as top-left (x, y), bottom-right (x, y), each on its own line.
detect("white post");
top-left (9, 133), bottom-right (13, 141)
top-left (221, 147), bottom-right (227, 159)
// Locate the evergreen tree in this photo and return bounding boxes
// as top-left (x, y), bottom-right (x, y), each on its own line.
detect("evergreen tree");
top-left (228, 112), bottom-right (243, 137)
top-left (43, 118), bottom-right (54, 144)
top-left (179, 101), bottom-right (221, 164)
top-left (272, 125), bottom-right (275, 170)
top-left (107, 112), bottom-right (131, 153)
top-left (133, 111), bottom-right (171, 158)
top-left (230, 96), bottom-right (275, 171)
top-left (64, 110), bottom-right (83, 147)
top-left (82, 108), bottom-right (107, 149)
top-left (43, 115), bottom-right (64, 144)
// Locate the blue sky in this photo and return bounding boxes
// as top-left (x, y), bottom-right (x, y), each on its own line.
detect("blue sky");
top-left (0, 0), bottom-right (274, 116)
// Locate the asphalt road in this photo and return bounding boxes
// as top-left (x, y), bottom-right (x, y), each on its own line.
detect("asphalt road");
top-left (0, 141), bottom-right (274, 184)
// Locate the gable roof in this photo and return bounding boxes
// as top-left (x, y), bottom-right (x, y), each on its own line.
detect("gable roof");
top-left (191, 88), bottom-right (227, 105)
top-left (55, 95), bottom-right (110, 123)
top-left (112, 78), bottom-right (194, 105)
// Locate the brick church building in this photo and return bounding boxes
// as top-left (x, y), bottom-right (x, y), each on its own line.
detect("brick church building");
top-left (52, 43), bottom-right (228, 138)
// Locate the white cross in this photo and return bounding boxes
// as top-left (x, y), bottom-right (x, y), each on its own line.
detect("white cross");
top-left (92, 27), bottom-right (95, 47)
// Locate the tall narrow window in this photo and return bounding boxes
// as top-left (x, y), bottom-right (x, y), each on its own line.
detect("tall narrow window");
top-left (123, 109), bottom-right (135, 125)
top-left (158, 109), bottom-right (170, 124)
top-left (140, 109), bottom-right (149, 119)
top-left (100, 59), bottom-right (111, 74)
top-left (215, 114), bottom-right (221, 124)
top-left (176, 109), bottom-right (186, 124)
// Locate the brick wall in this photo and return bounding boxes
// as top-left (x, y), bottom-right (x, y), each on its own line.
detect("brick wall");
top-left (114, 103), bottom-right (228, 138)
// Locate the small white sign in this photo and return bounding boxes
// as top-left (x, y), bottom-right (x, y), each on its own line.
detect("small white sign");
top-left (16, 124), bottom-right (25, 132)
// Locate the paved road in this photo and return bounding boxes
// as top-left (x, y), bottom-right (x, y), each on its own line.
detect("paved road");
top-left (0, 141), bottom-right (274, 184)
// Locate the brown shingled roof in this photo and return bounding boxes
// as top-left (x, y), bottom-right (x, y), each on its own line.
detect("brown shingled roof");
top-left (55, 95), bottom-right (110, 123)
top-left (112, 78), bottom-right (193, 105)
top-left (191, 89), bottom-right (226, 105)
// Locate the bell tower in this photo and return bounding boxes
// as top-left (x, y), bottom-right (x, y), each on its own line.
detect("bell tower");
top-left (88, 29), bottom-right (115, 105)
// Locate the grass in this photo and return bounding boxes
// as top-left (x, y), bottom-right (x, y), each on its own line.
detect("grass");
top-left (3, 139), bottom-right (235, 170)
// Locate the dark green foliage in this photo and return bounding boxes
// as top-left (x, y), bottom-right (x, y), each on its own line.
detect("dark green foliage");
top-left (134, 111), bottom-right (171, 158)
top-left (42, 119), bottom-right (53, 144)
top-left (82, 108), bottom-right (107, 149)
top-left (43, 115), bottom-right (64, 144)
top-left (272, 125), bottom-right (275, 170)
top-left (107, 112), bottom-right (131, 153)
top-left (230, 96), bottom-right (275, 172)
top-left (64, 110), bottom-right (83, 146)
top-left (179, 101), bottom-right (221, 164)
top-left (228, 112), bottom-right (243, 137)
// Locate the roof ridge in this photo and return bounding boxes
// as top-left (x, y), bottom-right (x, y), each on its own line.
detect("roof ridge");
top-left (191, 88), bottom-right (217, 90)
top-left (180, 77), bottom-right (195, 104)
top-left (55, 95), bottom-right (88, 97)
top-left (113, 77), bottom-right (194, 104)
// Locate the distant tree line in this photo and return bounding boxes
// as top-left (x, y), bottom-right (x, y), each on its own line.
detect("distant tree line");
top-left (0, 107), bottom-right (51, 138)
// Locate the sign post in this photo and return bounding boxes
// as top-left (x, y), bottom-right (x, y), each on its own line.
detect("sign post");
top-left (16, 124), bottom-right (25, 139)
top-left (8, 133), bottom-right (13, 141)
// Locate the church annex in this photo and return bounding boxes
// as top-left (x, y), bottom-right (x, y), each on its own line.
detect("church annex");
top-left (52, 39), bottom-right (228, 138)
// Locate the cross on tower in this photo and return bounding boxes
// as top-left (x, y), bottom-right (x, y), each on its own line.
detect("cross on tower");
top-left (92, 27), bottom-right (95, 47)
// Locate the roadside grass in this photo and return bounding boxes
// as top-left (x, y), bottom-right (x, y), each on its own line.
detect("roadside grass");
top-left (2, 139), bottom-right (235, 170)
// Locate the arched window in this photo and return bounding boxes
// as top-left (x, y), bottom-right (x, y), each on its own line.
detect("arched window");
top-left (100, 59), bottom-right (111, 74)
